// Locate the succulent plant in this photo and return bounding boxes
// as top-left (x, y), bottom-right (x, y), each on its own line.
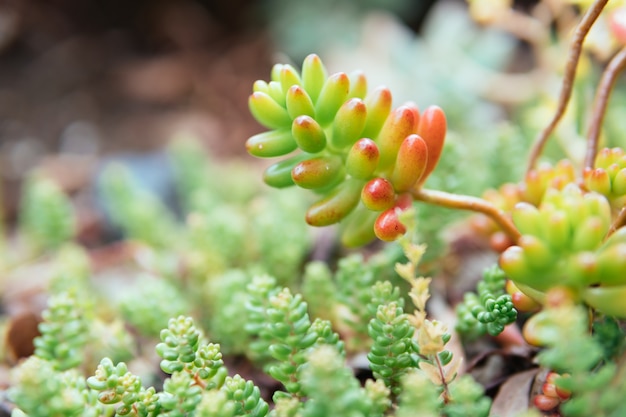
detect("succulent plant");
top-left (246, 54), bottom-right (447, 246)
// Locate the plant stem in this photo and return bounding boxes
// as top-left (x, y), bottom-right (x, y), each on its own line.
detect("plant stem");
top-left (411, 188), bottom-right (521, 243)
top-left (606, 206), bottom-right (626, 239)
top-left (584, 46), bottom-right (626, 170)
top-left (434, 353), bottom-right (451, 404)
top-left (525, 0), bottom-right (609, 174)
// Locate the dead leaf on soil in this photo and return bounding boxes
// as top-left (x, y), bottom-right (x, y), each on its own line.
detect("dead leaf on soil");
top-left (490, 368), bottom-right (538, 417)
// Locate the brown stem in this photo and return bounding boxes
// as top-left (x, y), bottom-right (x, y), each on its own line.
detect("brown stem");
top-left (584, 46), bottom-right (626, 170)
top-left (434, 353), bottom-right (451, 404)
top-left (192, 370), bottom-right (207, 389)
top-left (606, 206), bottom-right (626, 239)
top-left (412, 188), bottom-right (521, 243)
top-left (525, 0), bottom-right (609, 174)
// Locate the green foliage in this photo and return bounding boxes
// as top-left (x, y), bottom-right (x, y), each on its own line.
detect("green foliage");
top-left (529, 302), bottom-right (626, 417)
top-left (456, 265), bottom-right (517, 338)
top-left (34, 291), bottom-right (90, 371)
top-left (87, 358), bottom-right (160, 415)
top-left (248, 190), bottom-right (312, 283)
top-left (86, 317), bottom-right (267, 417)
top-left (413, 139), bottom-right (477, 261)
top-left (301, 261), bottom-right (337, 321)
top-left (244, 275), bottom-right (344, 399)
top-left (532, 303), bottom-right (603, 373)
top-left (443, 375), bottom-right (491, 417)
top-left (195, 391), bottom-right (236, 417)
top-left (395, 371), bottom-right (440, 417)
top-left (367, 301), bottom-right (418, 396)
top-left (205, 269), bottom-right (254, 355)
top-left (47, 244), bottom-right (93, 295)
top-left (221, 375), bottom-right (270, 417)
top-left (155, 316), bottom-right (228, 390)
top-left (500, 183), bottom-right (626, 317)
top-left (264, 288), bottom-right (317, 397)
top-left (245, 274), bottom-right (282, 364)
top-left (9, 356), bottom-right (102, 417)
top-left (309, 318), bottom-right (345, 357)
top-left (592, 317), bottom-right (626, 361)
top-left (299, 346), bottom-right (375, 417)
top-left (19, 175), bottom-right (75, 252)
top-left (170, 140), bottom-right (312, 283)
top-left (333, 253), bottom-right (400, 350)
top-left (160, 372), bottom-right (204, 416)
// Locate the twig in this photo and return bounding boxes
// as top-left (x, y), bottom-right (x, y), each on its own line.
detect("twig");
top-left (584, 46), bottom-right (626, 170)
top-left (525, 0), bottom-right (609, 174)
top-left (411, 188), bottom-right (521, 243)
top-left (434, 353), bottom-right (451, 404)
top-left (605, 206), bottom-right (626, 239)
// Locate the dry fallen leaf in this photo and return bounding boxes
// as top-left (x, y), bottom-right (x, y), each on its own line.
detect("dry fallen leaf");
top-left (490, 368), bottom-right (539, 417)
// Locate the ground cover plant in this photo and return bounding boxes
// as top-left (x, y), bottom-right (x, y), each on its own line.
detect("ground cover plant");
top-left (1, 0), bottom-right (626, 416)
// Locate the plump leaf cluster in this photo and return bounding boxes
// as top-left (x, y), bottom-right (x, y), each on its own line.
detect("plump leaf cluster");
top-left (583, 147), bottom-right (626, 208)
top-left (247, 54), bottom-right (447, 246)
top-left (470, 159), bottom-right (577, 242)
top-left (499, 182), bottom-right (626, 317)
top-left (456, 265), bottom-right (517, 338)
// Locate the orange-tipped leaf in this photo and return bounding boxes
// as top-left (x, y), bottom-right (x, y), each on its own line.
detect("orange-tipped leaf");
top-left (416, 105), bottom-right (446, 185)
top-left (315, 72), bottom-right (350, 126)
top-left (390, 134), bottom-right (428, 192)
top-left (345, 138), bottom-right (380, 179)
top-left (292, 115), bottom-right (327, 153)
top-left (361, 177), bottom-right (396, 211)
top-left (286, 85), bottom-right (316, 119)
top-left (376, 105), bottom-right (420, 172)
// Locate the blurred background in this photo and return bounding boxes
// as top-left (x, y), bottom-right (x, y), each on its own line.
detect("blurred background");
top-left (0, 0), bottom-right (450, 219)
top-left (0, 0), bottom-right (563, 239)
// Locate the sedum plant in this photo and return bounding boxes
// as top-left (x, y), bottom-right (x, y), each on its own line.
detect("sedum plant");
top-left (241, 1), bottom-right (626, 413)
top-left (246, 53), bottom-right (447, 246)
top-left (5, 1), bottom-right (626, 416)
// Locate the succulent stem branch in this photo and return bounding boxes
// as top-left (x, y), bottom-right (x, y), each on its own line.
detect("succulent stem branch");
top-left (411, 188), bottom-right (521, 243)
top-left (606, 206), bottom-right (626, 239)
top-left (584, 46), bottom-right (626, 171)
top-left (434, 353), bottom-right (451, 404)
top-left (525, 0), bottom-right (609, 174)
